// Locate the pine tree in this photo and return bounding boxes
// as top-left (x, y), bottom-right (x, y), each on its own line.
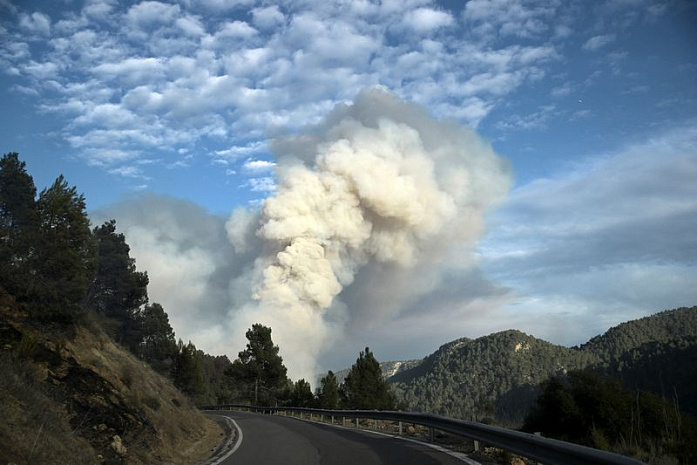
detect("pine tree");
top-left (139, 302), bottom-right (178, 374)
top-left (0, 152), bottom-right (38, 297)
top-left (226, 324), bottom-right (288, 406)
top-left (291, 379), bottom-right (315, 407)
top-left (89, 220), bottom-right (148, 348)
top-left (318, 370), bottom-right (340, 409)
top-left (341, 347), bottom-right (396, 410)
top-left (171, 340), bottom-right (205, 399)
top-left (31, 175), bottom-right (96, 322)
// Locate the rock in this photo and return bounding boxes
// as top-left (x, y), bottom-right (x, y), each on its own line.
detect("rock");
top-left (97, 423), bottom-right (108, 431)
top-left (509, 457), bottom-right (526, 465)
top-left (111, 435), bottom-right (127, 456)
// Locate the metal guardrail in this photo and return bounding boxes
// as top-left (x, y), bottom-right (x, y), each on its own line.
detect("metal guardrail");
top-left (201, 404), bottom-right (645, 465)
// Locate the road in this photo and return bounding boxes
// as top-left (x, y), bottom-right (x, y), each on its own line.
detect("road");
top-left (205, 410), bottom-right (468, 465)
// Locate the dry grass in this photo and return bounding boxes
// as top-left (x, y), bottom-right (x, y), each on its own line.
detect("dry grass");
top-left (1, 298), bottom-right (223, 465)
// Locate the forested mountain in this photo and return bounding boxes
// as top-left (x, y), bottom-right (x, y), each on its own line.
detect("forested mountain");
top-left (390, 331), bottom-right (595, 424)
top-left (581, 306), bottom-right (697, 362)
top-left (389, 306), bottom-right (697, 426)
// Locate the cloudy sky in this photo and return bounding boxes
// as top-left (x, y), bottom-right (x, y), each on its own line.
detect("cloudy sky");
top-left (1, 0), bottom-right (696, 377)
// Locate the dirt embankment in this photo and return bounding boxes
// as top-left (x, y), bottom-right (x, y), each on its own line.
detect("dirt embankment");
top-left (0, 293), bottom-right (223, 465)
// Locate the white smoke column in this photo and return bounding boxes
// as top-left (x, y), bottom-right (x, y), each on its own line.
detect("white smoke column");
top-left (228, 88), bottom-right (512, 381)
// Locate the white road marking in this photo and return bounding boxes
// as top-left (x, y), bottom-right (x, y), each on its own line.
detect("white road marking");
top-left (206, 414), bottom-right (244, 464)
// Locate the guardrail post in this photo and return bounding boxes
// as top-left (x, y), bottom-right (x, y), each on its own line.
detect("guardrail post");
top-left (429, 427), bottom-right (434, 443)
top-left (331, 415), bottom-right (334, 425)
top-left (342, 416), bottom-right (346, 427)
top-left (398, 421), bottom-right (403, 435)
top-left (355, 417), bottom-right (359, 428)
top-left (473, 440), bottom-right (480, 452)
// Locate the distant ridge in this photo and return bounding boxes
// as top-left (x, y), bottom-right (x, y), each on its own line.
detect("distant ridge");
top-left (385, 306), bottom-right (697, 426)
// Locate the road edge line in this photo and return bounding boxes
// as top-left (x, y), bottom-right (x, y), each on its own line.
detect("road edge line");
top-left (203, 413), bottom-right (243, 464)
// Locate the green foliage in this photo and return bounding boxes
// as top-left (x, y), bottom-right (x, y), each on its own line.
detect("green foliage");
top-left (198, 353), bottom-right (236, 405)
top-left (226, 324), bottom-right (288, 406)
top-left (171, 340), bottom-right (205, 399)
top-left (391, 308), bottom-right (697, 426)
top-left (30, 175), bottom-right (96, 322)
top-left (290, 379), bottom-right (315, 407)
top-left (391, 330), bottom-right (593, 424)
top-left (0, 152), bottom-right (38, 298)
top-left (139, 303), bottom-right (178, 374)
top-left (341, 347), bottom-right (396, 410)
top-left (523, 370), bottom-right (697, 463)
top-left (318, 370), bottom-right (340, 409)
top-left (89, 220), bottom-right (149, 349)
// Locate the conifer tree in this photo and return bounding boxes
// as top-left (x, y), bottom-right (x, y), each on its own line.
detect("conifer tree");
top-left (140, 302), bottom-right (178, 374)
top-left (318, 370), bottom-right (340, 409)
top-left (226, 324), bottom-right (288, 406)
top-left (31, 175), bottom-right (96, 321)
top-left (89, 220), bottom-right (149, 347)
top-left (0, 152), bottom-right (38, 296)
top-left (341, 347), bottom-right (396, 410)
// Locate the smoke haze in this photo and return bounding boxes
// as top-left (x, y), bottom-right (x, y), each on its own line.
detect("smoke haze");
top-left (96, 89), bottom-right (513, 381)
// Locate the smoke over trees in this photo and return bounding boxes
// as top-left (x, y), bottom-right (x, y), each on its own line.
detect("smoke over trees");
top-left (227, 88), bottom-right (512, 380)
top-left (91, 89), bottom-right (512, 381)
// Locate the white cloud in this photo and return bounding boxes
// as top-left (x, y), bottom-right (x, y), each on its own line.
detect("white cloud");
top-left (251, 5), bottom-right (285, 29)
top-left (246, 176), bottom-right (276, 192)
top-left (126, 1), bottom-right (180, 29)
top-left (109, 165), bottom-right (149, 179)
top-left (582, 33), bottom-right (616, 51)
top-left (402, 7), bottom-right (454, 33)
top-left (242, 158), bottom-right (276, 174)
top-left (176, 15), bottom-right (205, 36)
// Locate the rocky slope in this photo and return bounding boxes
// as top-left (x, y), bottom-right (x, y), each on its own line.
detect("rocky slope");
top-left (0, 290), bottom-right (222, 465)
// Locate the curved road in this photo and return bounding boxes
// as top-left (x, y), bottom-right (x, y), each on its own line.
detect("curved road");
top-left (206, 410), bottom-right (467, 465)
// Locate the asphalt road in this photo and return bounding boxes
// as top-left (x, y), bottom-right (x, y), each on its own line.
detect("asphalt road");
top-left (206, 410), bottom-right (467, 465)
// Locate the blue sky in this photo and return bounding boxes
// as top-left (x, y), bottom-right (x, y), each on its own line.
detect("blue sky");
top-left (1, 0), bottom-right (696, 374)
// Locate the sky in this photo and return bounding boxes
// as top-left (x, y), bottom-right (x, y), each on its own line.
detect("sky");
top-left (1, 0), bottom-right (696, 379)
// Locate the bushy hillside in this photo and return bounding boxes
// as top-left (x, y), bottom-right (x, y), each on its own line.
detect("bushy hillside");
top-left (390, 330), bottom-right (596, 424)
top-left (581, 306), bottom-right (697, 362)
top-left (0, 291), bottom-right (221, 464)
top-left (389, 306), bottom-right (697, 426)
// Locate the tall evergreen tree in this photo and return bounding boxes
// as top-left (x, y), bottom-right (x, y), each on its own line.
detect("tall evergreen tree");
top-left (31, 175), bottom-right (96, 322)
top-left (139, 302), bottom-right (178, 374)
top-left (0, 152), bottom-right (38, 296)
top-left (290, 379), bottom-right (315, 407)
top-left (341, 347), bottom-right (396, 410)
top-left (171, 340), bottom-right (206, 399)
top-left (318, 370), bottom-right (340, 409)
top-left (226, 324), bottom-right (288, 406)
top-left (89, 220), bottom-right (148, 347)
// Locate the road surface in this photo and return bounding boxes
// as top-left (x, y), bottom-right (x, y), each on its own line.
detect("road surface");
top-left (205, 410), bottom-right (468, 465)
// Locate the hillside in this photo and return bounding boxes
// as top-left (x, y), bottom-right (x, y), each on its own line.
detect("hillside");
top-left (390, 330), bottom-right (595, 425)
top-left (0, 291), bottom-right (222, 464)
top-left (581, 306), bottom-right (697, 361)
top-left (389, 306), bottom-right (697, 426)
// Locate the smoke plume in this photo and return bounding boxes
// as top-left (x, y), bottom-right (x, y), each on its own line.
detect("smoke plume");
top-left (227, 88), bottom-right (512, 380)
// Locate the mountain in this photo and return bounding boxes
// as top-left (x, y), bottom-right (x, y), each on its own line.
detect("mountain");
top-left (0, 291), bottom-right (221, 464)
top-left (388, 306), bottom-right (697, 426)
top-left (334, 359), bottom-right (421, 385)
